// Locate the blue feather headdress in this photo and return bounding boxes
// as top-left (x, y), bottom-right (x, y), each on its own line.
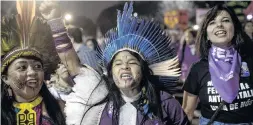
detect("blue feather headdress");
top-left (98, 2), bottom-right (180, 86)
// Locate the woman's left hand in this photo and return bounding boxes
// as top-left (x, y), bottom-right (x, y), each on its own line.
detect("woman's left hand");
top-left (39, 1), bottom-right (61, 20)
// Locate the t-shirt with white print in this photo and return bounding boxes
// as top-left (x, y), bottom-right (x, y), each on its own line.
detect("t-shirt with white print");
top-left (183, 58), bottom-right (253, 123)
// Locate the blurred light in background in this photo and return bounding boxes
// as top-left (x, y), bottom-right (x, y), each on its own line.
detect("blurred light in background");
top-left (65, 14), bottom-right (72, 21)
top-left (247, 14), bottom-right (252, 20)
top-left (133, 12), bottom-right (138, 17)
top-left (193, 25), bottom-right (199, 30)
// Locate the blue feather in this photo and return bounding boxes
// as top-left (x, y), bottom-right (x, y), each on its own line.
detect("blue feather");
top-left (97, 2), bottom-right (178, 86)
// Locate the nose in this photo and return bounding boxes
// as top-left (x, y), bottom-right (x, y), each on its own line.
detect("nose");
top-left (27, 66), bottom-right (36, 76)
top-left (216, 21), bottom-right (223, 28)
top-left (122, 63), bottom-right (130, 70)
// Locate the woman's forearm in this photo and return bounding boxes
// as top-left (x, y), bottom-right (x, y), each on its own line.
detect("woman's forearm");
top-left (47, 17), bottom-right (81, 76)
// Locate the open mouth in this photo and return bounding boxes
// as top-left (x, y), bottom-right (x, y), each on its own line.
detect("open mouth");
top-left (214, 30), bottom-right (227, 36)
top-left (26, 79), bottom-right (38, 88)
top-left (120, 73), bottom-right (133, 80)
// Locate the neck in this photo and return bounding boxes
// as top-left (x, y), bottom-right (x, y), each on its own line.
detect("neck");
top-left (246, 32), bottom-right (253, 39)
top-left (121, 89), bottom-right (141, 103)
top-left (14, 94), bottom-right (39, 103)
top-left (212, 42), bottom-right (232, 49)
top-left (120, 87), bottom-right (141, 99)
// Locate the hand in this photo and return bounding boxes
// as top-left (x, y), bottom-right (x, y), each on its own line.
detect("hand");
top-left (39, 1), bottom-right (61, 20)
top-left (56, 64), bottom-right (70, 82)
top-left (45, 80), bottom-right (53, 88)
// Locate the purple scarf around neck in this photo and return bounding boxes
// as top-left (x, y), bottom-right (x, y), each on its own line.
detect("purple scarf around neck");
top-left (208, 45), bottom-right (242, 103)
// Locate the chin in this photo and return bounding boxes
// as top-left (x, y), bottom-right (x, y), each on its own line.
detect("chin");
top-left (22, 93), bottom-right (39, 101)
top-left (118, 82), bottom-right (135, 89)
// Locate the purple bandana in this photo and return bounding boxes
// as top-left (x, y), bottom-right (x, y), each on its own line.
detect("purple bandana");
top-left (208, 45), bottom-right (241, 103)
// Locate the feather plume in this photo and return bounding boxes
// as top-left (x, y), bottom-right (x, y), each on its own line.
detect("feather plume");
top-left (1, 0), bottom-right (59, 74)
top-left (149, 56), bottom-right (181, 77)
top-left (16, 0), bottom-right (36, 47)
top-left (97, 2), bottom-right (181, 86)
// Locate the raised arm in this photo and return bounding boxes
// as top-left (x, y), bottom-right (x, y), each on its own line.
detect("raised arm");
top-left (39, 1), bottom-right (81, 76)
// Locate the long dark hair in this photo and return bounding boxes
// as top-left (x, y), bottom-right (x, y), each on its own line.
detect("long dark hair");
top-left (1, 56), bottom-right (66, 125)
top-left (196, 4), bottom-right (252, 59)
top-left (179, 28), bottom-right (197, 66)
top-left (85, 38), bottom-right (99, 51)
top-left (243, 21), bottom-right (253, 37)
top-left (104, 50), bottom-right (163, 125)
top-left (67, 27), bottom-right (83, 43)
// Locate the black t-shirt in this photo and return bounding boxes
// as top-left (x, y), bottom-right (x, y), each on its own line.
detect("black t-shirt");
top-left (183, 58), bottom-right (253, 123)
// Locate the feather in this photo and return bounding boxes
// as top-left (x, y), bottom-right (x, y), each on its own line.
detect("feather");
top-left (98, 2), bottom-right (181, 85)
top-left (1, 0), bottom-right (59, 74)
top-left (16, 0), bottom-right (36, 47)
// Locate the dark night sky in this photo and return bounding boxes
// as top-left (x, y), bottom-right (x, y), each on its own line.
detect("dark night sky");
top-left (1, 1), bottom-right (121, 22)
top-left (1, 1), bottom-right (228, 22)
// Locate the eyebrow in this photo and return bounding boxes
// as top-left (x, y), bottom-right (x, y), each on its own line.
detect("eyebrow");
top-left (128, 58), bottom-right (138, 62)
top-left (15, 61), bottom-right (28, 64)
top-left (14, 61), bottom-right (27, 67)
top-left (14, 60), bottom-right (41, 65)
top-left (222, 17), bottom-right (230, 19)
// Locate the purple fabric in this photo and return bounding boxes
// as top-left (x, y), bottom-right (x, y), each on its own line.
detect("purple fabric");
top-left (99, 92), bottom-right (189, 125)
top-left (178, 43), bottom-right (199, 81)
top-left (56, 43), bottom-right (73, 53)
top-left (208, 45), bottom-right (241, 103)
top-left (54, 34), bottom-right (71, 46)
top-left (51, 27), bottom-right (66, 35)
top-left (34, 103), bottom-right (42, 125)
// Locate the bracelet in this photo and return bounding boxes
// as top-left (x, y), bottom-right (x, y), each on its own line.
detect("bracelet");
top-left (52, 28), bottom-right (66, 35)
top-left (54, 34), bottom-right (71, 46)
top-left (53, 31), bottom-right (67, 38)
top-left (56, 43), bottom-right (73, 53)
top-left (47, 17), bottom-right (65, 34)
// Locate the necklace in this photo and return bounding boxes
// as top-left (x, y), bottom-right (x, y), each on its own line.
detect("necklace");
top-left (13, 96), bottom-right (43, 125)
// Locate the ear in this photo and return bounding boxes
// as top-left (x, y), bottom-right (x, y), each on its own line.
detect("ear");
top-left (2, 75), bottom-right (9, 85)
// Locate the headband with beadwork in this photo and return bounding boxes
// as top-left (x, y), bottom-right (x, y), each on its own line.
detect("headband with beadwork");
top-left (1, 0), bottom-right (58, 73)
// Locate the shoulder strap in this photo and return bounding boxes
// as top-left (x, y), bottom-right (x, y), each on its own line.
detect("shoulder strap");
top-left (207, 100), bottom-right (226, 125)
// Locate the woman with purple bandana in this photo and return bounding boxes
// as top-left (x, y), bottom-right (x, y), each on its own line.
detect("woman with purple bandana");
top-left (182, 4), bottom-right (253, 124)
top-left (40, 1), bottom-right (190, 125)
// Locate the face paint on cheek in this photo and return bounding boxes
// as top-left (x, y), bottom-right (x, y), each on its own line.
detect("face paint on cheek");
top-left (8, 70), bottom-right (26, 89)
top-left (33, 88), bottom-right (36, 97)
top-left (11, 77), bottom-right (25, 90)
top-left (124, 80), bottom-right (127, 88)
top-left (112, 73), bottom-right (120, 85)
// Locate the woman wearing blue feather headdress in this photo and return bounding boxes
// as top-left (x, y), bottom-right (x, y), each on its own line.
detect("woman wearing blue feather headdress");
top-left (40, 1), bottom-right (190, 125)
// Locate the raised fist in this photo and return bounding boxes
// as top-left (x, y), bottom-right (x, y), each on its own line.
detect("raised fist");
top-left (39, 1), bottom-right (61, 20)
top-left (56, 63), bottom-right (70, 83)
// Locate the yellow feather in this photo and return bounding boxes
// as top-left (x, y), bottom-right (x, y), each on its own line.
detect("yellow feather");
top-left (16, 0), bottom-right (36, 47)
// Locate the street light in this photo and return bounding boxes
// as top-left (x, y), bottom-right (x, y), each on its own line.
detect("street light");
top-left (65, 14), bottom-right (72, 21)
top-left (247, 14), bottom-right (252, 20)
top-left (133, 12), bottom-right (138, 17)
top-left (193, 25), bottom-right (199, 31)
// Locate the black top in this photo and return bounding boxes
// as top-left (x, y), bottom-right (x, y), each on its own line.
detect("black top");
top-left (183, 58), bottom-right (253, 123)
